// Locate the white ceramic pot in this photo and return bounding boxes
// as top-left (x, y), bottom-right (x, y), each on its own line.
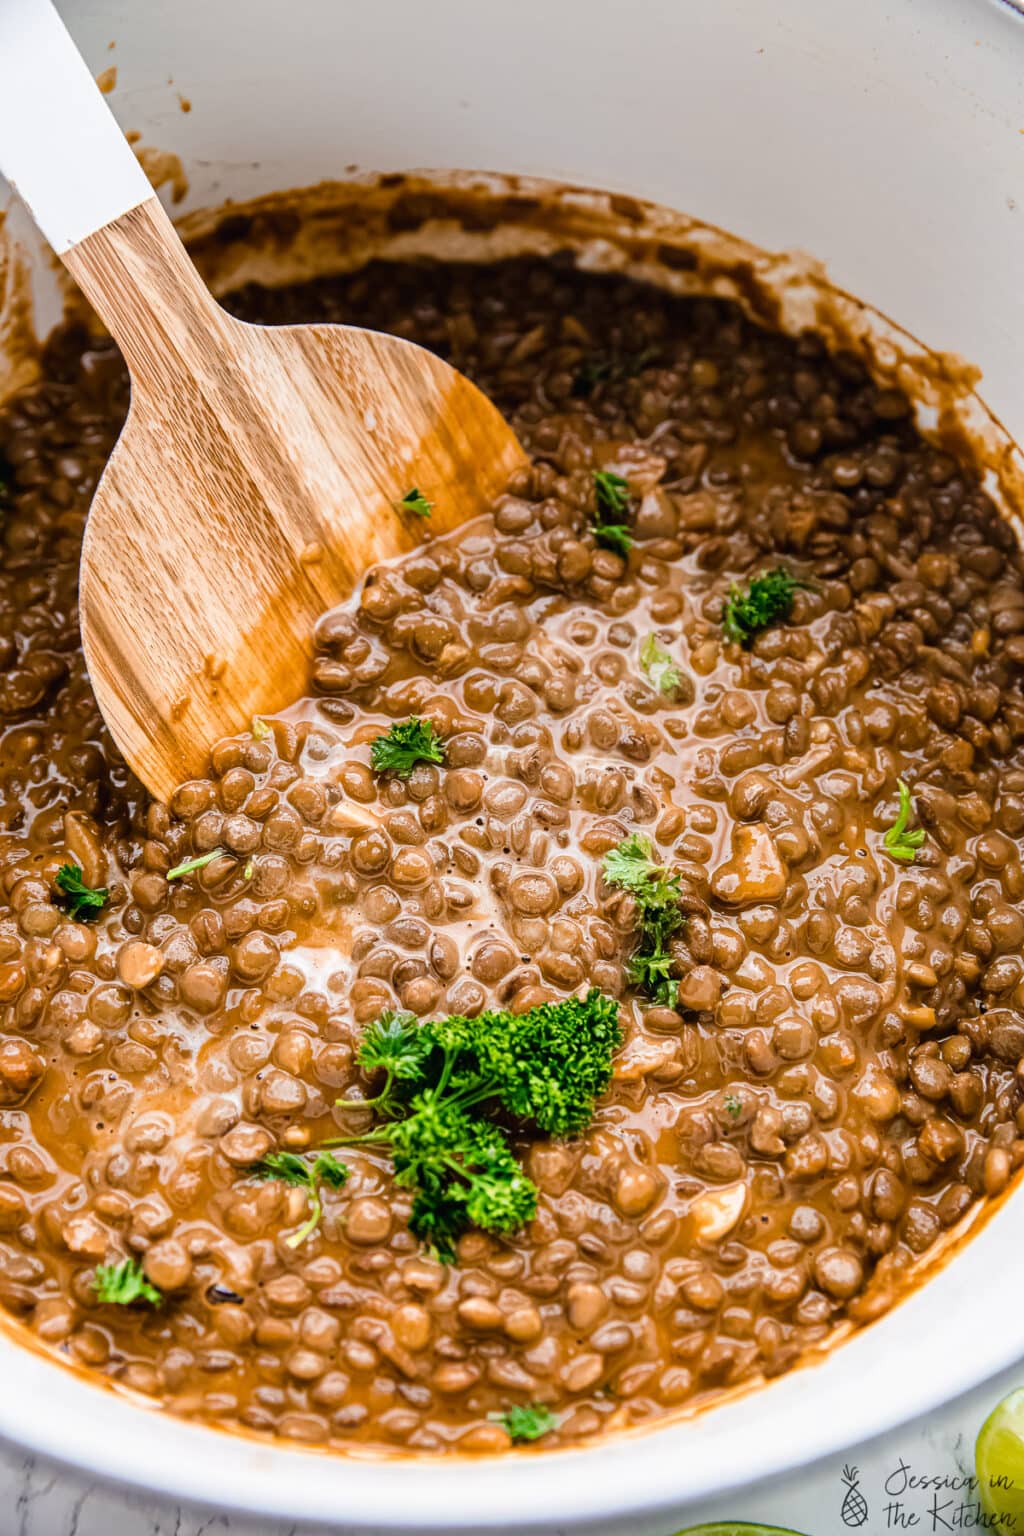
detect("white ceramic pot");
top-left (2, 2), bottom-right (1024, 1530)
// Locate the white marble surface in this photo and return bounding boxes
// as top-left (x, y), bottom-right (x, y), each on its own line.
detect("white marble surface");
top-left (1, 1359), bottom-right (1021, 1536)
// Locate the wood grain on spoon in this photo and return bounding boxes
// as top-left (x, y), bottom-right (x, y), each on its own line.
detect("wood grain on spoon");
top-left (0, 0), bottom-right (524, 801)
top-left (63, 196), bottom-right (525, 802)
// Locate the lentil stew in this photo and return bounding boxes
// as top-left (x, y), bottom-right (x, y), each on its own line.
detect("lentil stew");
top-left (1, 245), bottom-right (1023, 1455)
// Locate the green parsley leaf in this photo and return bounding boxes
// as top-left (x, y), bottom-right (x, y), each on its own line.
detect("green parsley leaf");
top-left (602, 833), bottom-right (675, 902)
top-left (882, 779), bottom-right (926, 864)
top-left (601, 834), bottom-right (654, 892)
top-left (251, 716), bottom-right (271, 739)
top-left (253, 1150), bottom-right (349, 1248)
top-left (724, 1093), bottom-right (742, 1120)
top-left (722, 567), bottom-right (809, 648)
top-left (322, 990), bottom-right (622, 1261)
top-left (590, 469), bottom-right (633, 556)
top-left (393, 487), bottom-right (433, 518)
top-left (393, 1107), bottom-right (538, 1261)
top-left (594, 470), bottom-right (630, 518)
top-left (313, 1153), bottom-right (349, 1188)
top-left (93, 1257), bottom-right (162, 1307)
top-left (640, 633), bottom-right (682, 695)
top-left (424, 990), bottom-right (622, 1138)
top-left (358, 1010), bottom-right (426, 1078)
top-left (166, 848), bottom-right (229, 881)
top-left (54, 863), bottom-right (109, 921)
top-left (602, 834), bottom-right (684, 1006)
top-left (357, 1009), bottom-right (433, 1114)
top-left (252, 1150), bottom-right (310, 1188)
top-left (490, 1403), bottom-right (560, 1443)
top-left (627, 947), bottom-right (675, 998)
top-left (592, 520), bottom-right (632, 558)
top-left (370, 717), bottom-right (445, 778)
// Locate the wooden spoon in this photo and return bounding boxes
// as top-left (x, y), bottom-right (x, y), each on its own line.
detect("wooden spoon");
top-left (0, 0), bottom-right (526, 802)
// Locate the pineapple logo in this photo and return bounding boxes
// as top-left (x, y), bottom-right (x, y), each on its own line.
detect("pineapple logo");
top-left (840, 1464), bottom-right (869, 1528)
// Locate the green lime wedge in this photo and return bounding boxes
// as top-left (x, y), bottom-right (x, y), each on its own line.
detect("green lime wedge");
top-left (976, 1386), bottom-right (1024, 1522)
top-left (670, 1525), bottom-right (808, 1536)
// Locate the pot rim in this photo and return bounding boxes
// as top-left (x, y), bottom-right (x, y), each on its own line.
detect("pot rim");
top-left (3, 163), bottom-right (1024, 1532)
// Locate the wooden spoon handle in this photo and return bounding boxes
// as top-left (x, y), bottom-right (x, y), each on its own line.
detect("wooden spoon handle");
top-left (62, 198), bottom-right (232, 385)
top-left (0, 0), bottom-right (222, 379)
top-left (0, 0), bottom-right (153, 252)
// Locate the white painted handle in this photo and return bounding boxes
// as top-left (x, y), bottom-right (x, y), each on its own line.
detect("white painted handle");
top-left (0, 0), bottom-right (154, 254)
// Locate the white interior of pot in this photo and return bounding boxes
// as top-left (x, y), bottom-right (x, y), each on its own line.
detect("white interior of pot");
top-left (0, 1), bottom-right (1023, 1529)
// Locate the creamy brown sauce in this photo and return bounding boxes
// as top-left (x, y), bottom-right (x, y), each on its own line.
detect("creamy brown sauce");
top-left (0, 252), bottom-right (1022, 1454)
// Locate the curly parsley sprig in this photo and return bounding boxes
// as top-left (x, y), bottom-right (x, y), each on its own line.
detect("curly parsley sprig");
top-left (320, 991), bottom-right (622, 1261)
top-left (354, 1009), bottom-right (433, 1116)
top-left (603, 834), bottom-right (684, 1005)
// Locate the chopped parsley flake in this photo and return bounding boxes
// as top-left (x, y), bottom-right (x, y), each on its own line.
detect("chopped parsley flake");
top-left (393, 487), bottom-right (433, 518)
top-left (490, 1403), bottom-right (559, 1442)
top-left (590, 469), bottom-right (633, 556)
top-left (722, 567), bottom-right (809, 648)
top-left (54, 863), bottom-right (108, 921)
top-left (640, 633), bottom-right (682, 695)
top-left (370, 717), bottom-right (445, 778)
top-left (93, 1258), bottom-right (162, 1307)
top-left (882, 779), bottom-right (926, 864)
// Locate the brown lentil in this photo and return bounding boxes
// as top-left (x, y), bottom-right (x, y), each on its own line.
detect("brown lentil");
top-left (0, 244), bottom-right (1021, 1459)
